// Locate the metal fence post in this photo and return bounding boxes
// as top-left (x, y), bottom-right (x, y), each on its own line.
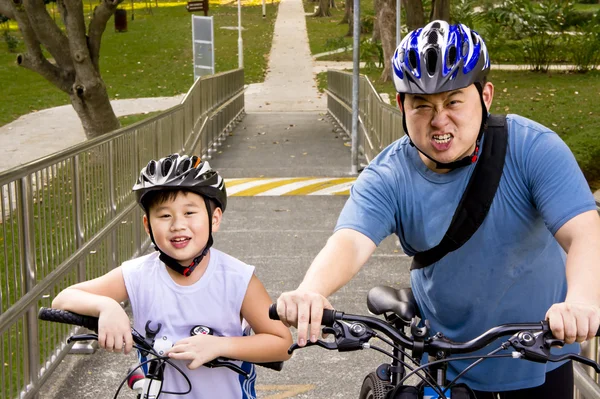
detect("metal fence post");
top-left (108, 142), bottom-right (117, 271)
top-left (17, 176), bottom-right (40, 398)
top-left (70, 156), bottom-right (94, 354)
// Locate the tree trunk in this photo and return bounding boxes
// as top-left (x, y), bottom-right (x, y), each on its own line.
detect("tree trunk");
top-left (346, 10), bottom-right (353, 37)
top-left (2, 0), bottom-right (122, 139)
top-left (70, 79), bottom-right (120, 139)
top-left (378, 0), bottom-right (396, 83)
top-left (403, 0), bottom-right (424, 31)
top-left (313, 0), bottom-right (332, 17)
top-left (340, 0), bottom-right (352, 24)
top-left (372, 0), bottom-right (381, 42)
top-left (430, 0), bottom-right (450, 22)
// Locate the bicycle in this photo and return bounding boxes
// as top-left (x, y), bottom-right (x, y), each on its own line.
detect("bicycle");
top-left (38, 307), bottom-right (283, 398)
top-left (269, 285), bottom-right (600, 399)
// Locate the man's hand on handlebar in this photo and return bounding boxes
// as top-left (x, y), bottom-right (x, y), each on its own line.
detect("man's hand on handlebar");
top-left (276, 290), bottom-right (333, 347)
top-left (546, 301), bottom-right (600, 344)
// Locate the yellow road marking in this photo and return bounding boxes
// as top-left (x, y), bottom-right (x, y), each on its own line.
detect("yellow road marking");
top-left (256, 384), bottom-right (316, 399)
top-left (230, 177), bottom-right (315, 196)
top-left (283, 177), bottom-right (355, 196)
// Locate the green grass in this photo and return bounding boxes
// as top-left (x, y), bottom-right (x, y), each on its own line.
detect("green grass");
top-left (119, 111), bottom-right (164, 127)
top-left (303, 0), bottom-right (374, 58)
top-left (0, 0), bottom-right (279, 127)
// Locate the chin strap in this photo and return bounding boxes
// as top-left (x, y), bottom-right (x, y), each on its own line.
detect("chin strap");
top-left (147, 197), bottom-right (214, 277)
top-left (400, 83), bottom-right (488, 170)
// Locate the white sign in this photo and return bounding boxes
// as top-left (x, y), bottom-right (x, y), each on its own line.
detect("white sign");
top-left (192, 15), bottom-right (215, 80)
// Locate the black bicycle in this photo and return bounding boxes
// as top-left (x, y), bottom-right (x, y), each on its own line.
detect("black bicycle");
top-left (269, 285), bottom-right (600, 399)
top-left (38, 307), bottom-right (283, 398)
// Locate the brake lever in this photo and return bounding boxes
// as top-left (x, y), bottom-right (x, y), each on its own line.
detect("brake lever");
top-left (287, 339), bottom-right (339, 354)
top-left (67, 333), bottom-right (98, 344)
top-left (548, 353), bottom-right (600, 373)
top-left (205, 358), bottom-right (250, 378)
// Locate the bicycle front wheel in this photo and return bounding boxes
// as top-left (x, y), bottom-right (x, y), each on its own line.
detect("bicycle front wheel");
top-left (359, 372), bottom-right (388, 399)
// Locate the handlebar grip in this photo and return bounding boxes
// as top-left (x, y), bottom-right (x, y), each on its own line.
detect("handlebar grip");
top-left (38, 307), bottom-right (99, 333)
top-left (256, 361), bottom-right (284, 371)
top-left (268, 304), bottom-right (337, 326)
top-left (268, 303), bottom-right (280, 321)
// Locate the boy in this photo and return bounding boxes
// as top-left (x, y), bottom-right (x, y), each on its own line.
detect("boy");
top-left (53, 153), bottom-right (292, 399)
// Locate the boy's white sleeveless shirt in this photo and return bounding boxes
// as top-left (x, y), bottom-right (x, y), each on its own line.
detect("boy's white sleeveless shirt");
top-left (121, 249), bottom-right (257, 399)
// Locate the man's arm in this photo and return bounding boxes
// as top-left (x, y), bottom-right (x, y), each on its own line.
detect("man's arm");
top-left (548, 209), bottom-right (600, 343)
top-left (276, 228), bottom-right (377, 346)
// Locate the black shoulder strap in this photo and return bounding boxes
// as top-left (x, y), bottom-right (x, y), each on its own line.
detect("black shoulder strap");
top-left (410, 114), bottom-right (508, 271)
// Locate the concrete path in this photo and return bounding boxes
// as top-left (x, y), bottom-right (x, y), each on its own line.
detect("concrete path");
top-left (244, 0), bottom-right (326, 112)
top-left (0, 96), bottom-right (184, 173)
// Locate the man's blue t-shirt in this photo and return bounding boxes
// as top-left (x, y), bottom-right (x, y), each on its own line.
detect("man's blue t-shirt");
top-left (335, 114), bottom-right (596, 391)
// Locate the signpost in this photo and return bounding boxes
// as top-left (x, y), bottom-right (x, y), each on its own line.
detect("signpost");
top-left (191, 15), bottom-right (215, 80)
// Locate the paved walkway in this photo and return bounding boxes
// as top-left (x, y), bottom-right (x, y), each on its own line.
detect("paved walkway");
top-left (244, 0), bottom-right (326, 112)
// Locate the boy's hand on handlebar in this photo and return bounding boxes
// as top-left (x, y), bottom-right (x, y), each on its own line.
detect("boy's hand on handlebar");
top-left (97, 301), bottom-right (133, 355)
top-left (276, 290), bottom-right (333, 347)
top-left (167, 334), bottom-right (221, 370)
top-left (546, 301), bottom-right (600, 344)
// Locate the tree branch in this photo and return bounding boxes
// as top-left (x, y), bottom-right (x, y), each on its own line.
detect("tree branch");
top-left (22, 0), bottom-right (73, 69)
top-left (7, 0), bottom-right (73, 91)
top-left (88, 0), bottom-right (122, 70)
top-left (62, 0), bottom-right (96, 80)
top-left (17, 53), bottom-right (72, 92)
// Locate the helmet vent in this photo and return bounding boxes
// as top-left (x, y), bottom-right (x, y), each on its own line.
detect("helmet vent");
top-left (431, 21), bottom-right (441, 29)
top-left (427, 30), bottom-right (438, 45)
top-left (162, 159), bottom-right (173, 176)
top-left (180, 158), bottom-right (191, 173)
top-left (471, 31), bottom-right (478, 44)
top-left (408, 49), bottom-right (418, 69)
top-left (425, 48), bottom-right (438, 76)
top-left (147, 161), bottom-right (156, 176)
top-left (448, 46), bottom-right (457, 67)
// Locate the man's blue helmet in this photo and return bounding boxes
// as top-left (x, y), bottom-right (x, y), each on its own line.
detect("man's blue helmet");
top-left (392, 20), bottom-right (490, 94)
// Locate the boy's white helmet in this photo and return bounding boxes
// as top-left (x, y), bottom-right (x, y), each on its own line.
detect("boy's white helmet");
top-left (133, 154), bottom-right (227, 212)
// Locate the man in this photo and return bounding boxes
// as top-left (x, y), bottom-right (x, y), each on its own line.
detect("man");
top-left (276, 20), bottom-right (600, 397)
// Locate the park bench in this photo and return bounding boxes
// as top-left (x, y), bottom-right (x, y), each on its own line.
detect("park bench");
top-left (186, 0), bottom-right (209, 16)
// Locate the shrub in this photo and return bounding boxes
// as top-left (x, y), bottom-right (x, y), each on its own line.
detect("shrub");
top-left (492, 0), bottom-right (576, 71)
top-left (3, 30), bottom-right (19, 53)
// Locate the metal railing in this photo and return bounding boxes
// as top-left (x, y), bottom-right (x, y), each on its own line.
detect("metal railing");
top-left (326, 69), bottom-right (600, 399)
top-left (0, 68), bottom-right (245, 399)
top-left (326, 70), bottom-right (403, 165)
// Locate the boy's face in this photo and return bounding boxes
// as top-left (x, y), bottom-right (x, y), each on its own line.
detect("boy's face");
top-left (399, 82), bottom-right (494, 172)
top-left (143, 191), bottom-right (221, 266)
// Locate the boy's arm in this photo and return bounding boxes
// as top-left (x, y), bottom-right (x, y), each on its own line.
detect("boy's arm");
top-left (167, 275), bottom-right (292, 368)
top-left (52, 266), bottom-right (133, 354)
top-left (52, 266), bottom-right (129, 315)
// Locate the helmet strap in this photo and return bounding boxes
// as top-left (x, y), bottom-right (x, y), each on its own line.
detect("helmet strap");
top-left (400, 84), bottom-right (488, 171)
top-left (147, 197), bottom-right (215, 277)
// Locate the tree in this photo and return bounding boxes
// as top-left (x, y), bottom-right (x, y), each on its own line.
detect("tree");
top-left (0, 0), bottom-right (123, 139)
top-left (376, 0), bottom-right (395, 82)
top-left (430, 0), bottom-right (449, 22)
top-left (313, 0), bottom-right (333, 17)
top-left (374, 0), bottom-right (451, 81)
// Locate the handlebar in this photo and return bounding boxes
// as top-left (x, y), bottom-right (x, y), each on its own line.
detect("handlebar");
top-left (39, 307), bottom-right (284, 373)
top-left (268, 303), bottom-right (600, 369)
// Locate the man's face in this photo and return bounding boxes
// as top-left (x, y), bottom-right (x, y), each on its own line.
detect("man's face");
top-left (400, 82), bottom-right (494, 173)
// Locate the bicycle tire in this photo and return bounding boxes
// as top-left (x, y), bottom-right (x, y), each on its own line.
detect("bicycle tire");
top-left (359, 372), bottom-right (388, 399)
